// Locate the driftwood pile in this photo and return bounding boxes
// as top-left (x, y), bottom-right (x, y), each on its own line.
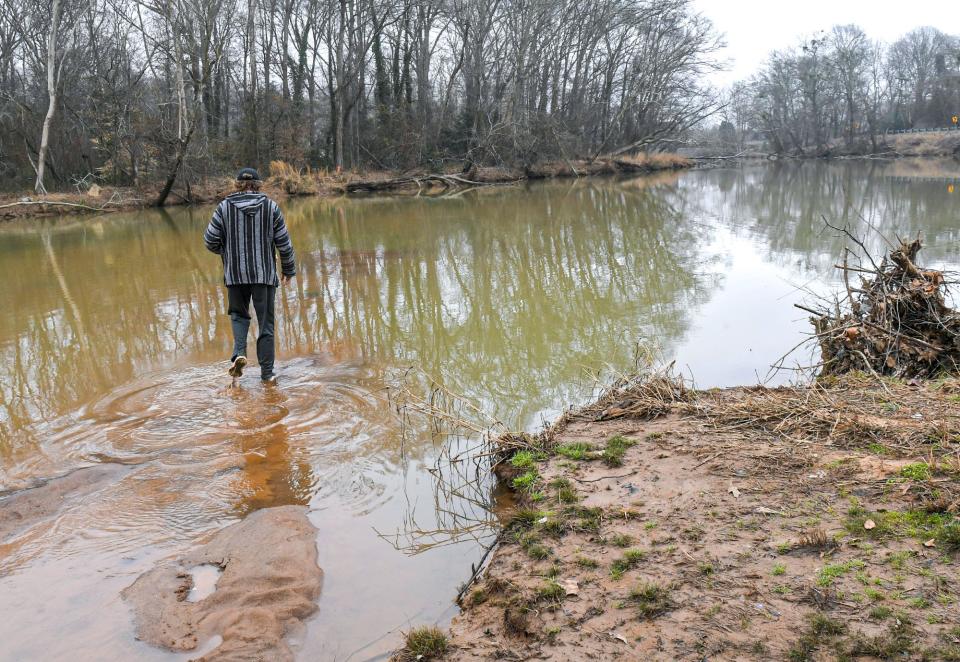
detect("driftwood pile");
top-left (806, 238), bottom-right (960, 379)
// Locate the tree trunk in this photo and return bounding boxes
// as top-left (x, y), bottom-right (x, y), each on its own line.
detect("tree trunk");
top-left (155, 125), bottom-right (196, 207)
top-left (246, 0), bottom-right (260, 167)
top-left (35, 0), bottom-right (61, 195)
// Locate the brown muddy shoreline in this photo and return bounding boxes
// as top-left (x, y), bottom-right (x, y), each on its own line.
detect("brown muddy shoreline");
top-left (418, 374), bottom-right (960, 661)
top-left (0, 154), bottom-right (693, 221)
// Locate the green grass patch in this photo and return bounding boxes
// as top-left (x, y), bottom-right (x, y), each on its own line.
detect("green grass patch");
top-left (527, 543), bottom-right (551, 560)
top-left (628, 582), bottom-right (673, 618)
top-left (555, 442), bottom-right (595, 461)
top-left (512, 470), bottom-right (539, 493)
top-left (846, 508), bottom-right (960, 550)
top-left (557, 486), bottom-right (578, 503)
top-left (848, 497), bottom-right (866, 517)
top-left (772, 563), bottom-right (786, 576)
top-left (575, 556), bottom-right (599, 569)
top-left (602, 435), bottom-right (637, 468)
top-left (611, 548), bottom-right (647, 580)
top-left (508, 509), bottom-right (545, 530)
top-left (810, 613), bottom-right (846, 636)
top-left (788, 613), bottom-right (847, 661)
top-left (848, 618), bottom-right (916, 658)
top-left (887, 550), bottom-right (914, 570)
top-left (899, 462), bottom-right (931, 481)
top-left (611, 533), bottom-right (633, 548)
top-left (869, 605), bottom-right (892, 620)
top-left (536, 580), bottom-right (565, 603)
top-left (864, 587), bottom-right (885, 602)
top-left (542, 518), bottom-right (568, 537)
top-left (468, 588), bottom-right (487, 606)
top-left (567, 505), bottom-right (603, 533)
top-left (510, 450), bottom-right (538, 470)
top-left (817, 559), bottom-right (866, 587)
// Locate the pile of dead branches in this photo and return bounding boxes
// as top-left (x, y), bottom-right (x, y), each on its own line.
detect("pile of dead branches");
top-left (563, 367), bottom-right (689, 424)
top-left (805, 237), bottom-right (960, 379)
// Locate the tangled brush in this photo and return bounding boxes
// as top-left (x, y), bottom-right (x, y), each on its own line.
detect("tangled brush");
top-left (805, 236), bottom-right (960, 379)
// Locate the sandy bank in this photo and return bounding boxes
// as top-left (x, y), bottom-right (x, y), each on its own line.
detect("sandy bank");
top-left (123, 505), bottom-right (322, 661)
top-left (433, 374), bottom-right (960, 661)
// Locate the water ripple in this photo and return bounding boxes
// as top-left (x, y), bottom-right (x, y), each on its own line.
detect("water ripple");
top-left (1, 354), bottom-right (404, 572)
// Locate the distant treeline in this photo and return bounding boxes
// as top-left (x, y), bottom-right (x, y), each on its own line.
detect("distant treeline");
top-left (1, 0), bottom-right (721, 201)
top-left (721, 26), bottom-right (960, 154)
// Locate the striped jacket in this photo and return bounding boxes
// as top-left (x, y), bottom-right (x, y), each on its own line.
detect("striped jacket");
top-left (203, 192), bottom-right (296, 286)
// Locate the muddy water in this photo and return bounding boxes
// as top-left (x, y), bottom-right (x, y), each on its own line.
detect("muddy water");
top-left (2, 160), bottom-right (960, 660)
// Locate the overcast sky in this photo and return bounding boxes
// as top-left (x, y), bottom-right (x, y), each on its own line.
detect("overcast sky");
top-left (693, 0), bottom-right (960, 88)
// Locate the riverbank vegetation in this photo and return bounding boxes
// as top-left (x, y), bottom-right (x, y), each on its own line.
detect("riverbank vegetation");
top-left (0, 0), bottom-right (719, 204)
top-left (422, 240), bottom-right (960, 660)
top-left (712, 26), bottom-right (960, 156)
top-left (0, 151), bottom-right (693, 219)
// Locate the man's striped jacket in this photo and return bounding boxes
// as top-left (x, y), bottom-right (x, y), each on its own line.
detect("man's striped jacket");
top-left (203, 192), bottom-right (296, 286)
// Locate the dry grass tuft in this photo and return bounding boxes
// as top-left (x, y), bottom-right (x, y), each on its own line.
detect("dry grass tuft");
top-left (268, 160), bottom-right (323, 194)
top-left (797, 527), bottom-right (831, 551)
top-left (690, 374), bottom-right (960, 455)
top-left (615, 152), bottom-right (693, 169)
top-left (574, 372), bottom-right (689, 423)
top-left (397, 626), bottom-right (448, 661)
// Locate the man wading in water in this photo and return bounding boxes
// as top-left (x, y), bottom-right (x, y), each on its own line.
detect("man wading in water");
top-left (204, 168), bottom-right (296, 384)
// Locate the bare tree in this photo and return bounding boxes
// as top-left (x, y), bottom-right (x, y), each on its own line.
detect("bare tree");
top-left (0, 0), bottom-right (728, 193)
top-left (738, 23), bottom-right (960, 154)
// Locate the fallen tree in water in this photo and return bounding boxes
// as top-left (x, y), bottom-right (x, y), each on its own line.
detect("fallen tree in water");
top-left (799, 236), bottom-right (960, 379)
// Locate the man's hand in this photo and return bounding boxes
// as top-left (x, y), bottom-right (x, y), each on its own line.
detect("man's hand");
top-left (280, 274), bottom-right (294, 286)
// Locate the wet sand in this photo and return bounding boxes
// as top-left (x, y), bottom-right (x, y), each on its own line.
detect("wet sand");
top-left (0, 464), bottom-right (128, 541)
top-left (123, 505), bottom-right (322, 661)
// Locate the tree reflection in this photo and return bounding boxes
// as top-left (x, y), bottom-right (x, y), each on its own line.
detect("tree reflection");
top-left (684, 160), bottom-right (960, 273)
top-left (231, 387), bottom-right (314, 516)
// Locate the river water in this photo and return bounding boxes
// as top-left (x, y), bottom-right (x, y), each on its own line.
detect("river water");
top-left (1, 160), bottom-right (959, 660)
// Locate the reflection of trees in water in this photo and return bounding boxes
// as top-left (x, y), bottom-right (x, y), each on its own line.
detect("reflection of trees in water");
top-left (285, 182), bottom-right (711, 428)
top-left (0, 216), bottom-right (227, 432)
top-left (0, 181), bottom-right (713, 435)
top-left (685, 162), bottom-right (960, 274)
top-left (233, 394), bottom-right (314, 517)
